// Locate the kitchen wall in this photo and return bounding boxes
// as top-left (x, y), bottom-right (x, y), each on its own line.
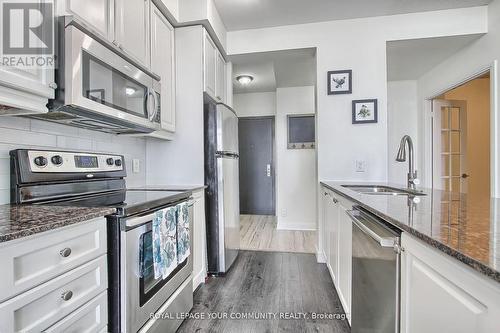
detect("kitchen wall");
top-left (226, 6), bottom-right (488, 186)
top-left (0, 117), bottom-right (147, 204)
top-left (417, 0), bottom-right (500, 197)
top-left (275, 86), bottom-right (317, 230)
top-left (387, 80), bottom-right (418, 186)
top-left (234, 92), bottom-right (276, 117)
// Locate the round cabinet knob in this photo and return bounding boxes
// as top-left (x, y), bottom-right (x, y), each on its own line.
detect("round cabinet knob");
top-left (106, 158), bottom-right (114, 166)
top-left (34, 156), bottom-right (48, 167)
top-left (114, 159), bottom-right (122, 167)
top-left (51, 155), bottom-right (63, 166)
top-left (59, 247), bottom-right (72, 258)
top-left (61, 290), bottom-right (73, 301)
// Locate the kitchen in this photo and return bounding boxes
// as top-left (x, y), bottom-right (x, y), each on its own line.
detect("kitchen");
top-left (0, 0), bottom-right (499, 332)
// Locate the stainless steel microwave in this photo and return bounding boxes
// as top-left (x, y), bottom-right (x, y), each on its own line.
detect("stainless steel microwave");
top-left (31, 17), bottom-right (161, 134)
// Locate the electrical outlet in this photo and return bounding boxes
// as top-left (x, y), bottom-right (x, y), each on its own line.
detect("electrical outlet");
top-left (281, 209), bottom-right (287, 217)
top-left (132, 159), bottom-right (140, 173)
top-left (355, 160), bottom-right (366, 173)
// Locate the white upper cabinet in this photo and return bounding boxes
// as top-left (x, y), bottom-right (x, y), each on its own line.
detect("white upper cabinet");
top-left (203, 31), bottom-right (217, 99)
top-left (60, 0), bottom-right (112, 39)
top-left (401, 233), bottom-right (500, 333)
top-left (150, 4), bottom-right (175, 134)
top-left (114, 0), bottom-right (150, 67)
top-left (215, 51), bottom-right (226, 102)
top-left (0, 0), bottom-right (55, 114)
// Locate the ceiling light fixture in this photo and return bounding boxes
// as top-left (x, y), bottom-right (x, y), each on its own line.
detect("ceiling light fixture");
top-left (125, 87), bottom-right (136, 96)
top-left (236, 75), bottom-right (254, 85)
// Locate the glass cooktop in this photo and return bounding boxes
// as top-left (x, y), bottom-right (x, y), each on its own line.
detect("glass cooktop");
top-left (41, 189), bottom-right (190, 217)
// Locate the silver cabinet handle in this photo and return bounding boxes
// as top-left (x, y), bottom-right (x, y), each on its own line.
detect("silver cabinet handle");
top-left (59, 248), bottom-right (72, 258)
top-left (61, 290), bottom-right (73, 301)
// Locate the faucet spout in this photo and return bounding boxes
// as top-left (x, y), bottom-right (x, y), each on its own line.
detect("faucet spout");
top-left (395, 135), bottom-right (418, 190)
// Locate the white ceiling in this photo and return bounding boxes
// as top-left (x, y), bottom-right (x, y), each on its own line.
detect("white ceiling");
top-left (231, 48), bottom-right (316, 93)
top-left (214, 0), bottom-right (491, 31)
top-left (386, 34), bottom-right (484, 81)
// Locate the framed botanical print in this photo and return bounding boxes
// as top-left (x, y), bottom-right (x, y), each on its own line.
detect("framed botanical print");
top-left (327, 70), bottom-right (352, 95)
top-left (352, 99), bottom-right (378, 124)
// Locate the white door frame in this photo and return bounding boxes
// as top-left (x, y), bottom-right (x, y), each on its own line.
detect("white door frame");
top-left (423, 60), bottom-right (498, 197)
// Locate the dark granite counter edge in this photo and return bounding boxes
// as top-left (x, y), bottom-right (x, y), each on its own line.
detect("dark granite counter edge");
top-left (320, 181), bottom-right (500, 283)
top-left (0, 208), bottom-right (116, 243)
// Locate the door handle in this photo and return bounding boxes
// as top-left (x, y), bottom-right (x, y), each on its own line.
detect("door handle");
top-left (266, 164), bottom-right (271, 177)
top-left (461, 173), bottom-right (469, 179)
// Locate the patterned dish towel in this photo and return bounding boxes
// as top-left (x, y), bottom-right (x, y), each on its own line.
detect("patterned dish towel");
top-left (152, 206), bottom-right (178, 280)
top-left (176, 202), bottom-right (191, 264)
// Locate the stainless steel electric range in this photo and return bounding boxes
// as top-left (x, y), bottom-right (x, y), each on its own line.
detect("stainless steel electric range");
top-left (10, 149), bottom-right (194, 333)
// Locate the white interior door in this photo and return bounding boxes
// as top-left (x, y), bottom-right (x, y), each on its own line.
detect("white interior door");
top-left (432, 99), bottom-right (468, 193)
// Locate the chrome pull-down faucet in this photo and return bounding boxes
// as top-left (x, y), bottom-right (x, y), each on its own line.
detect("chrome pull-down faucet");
top-left (396, 135), bottom-right (420, 190)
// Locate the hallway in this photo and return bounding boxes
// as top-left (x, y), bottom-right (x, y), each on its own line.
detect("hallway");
top-left (178, 251), bottom-right (350, 332)
top-left (240, 215), bottom-right (316, 253)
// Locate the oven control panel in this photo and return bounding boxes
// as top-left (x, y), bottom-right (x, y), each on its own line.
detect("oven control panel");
top-left (27, 150), bottom-right (124, 173)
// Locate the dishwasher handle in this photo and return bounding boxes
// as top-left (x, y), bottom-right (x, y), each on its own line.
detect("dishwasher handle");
top-left (346, 210), bottom-right (396, 248)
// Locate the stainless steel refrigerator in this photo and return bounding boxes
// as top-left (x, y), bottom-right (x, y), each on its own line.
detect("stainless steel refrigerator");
top-left (204, 97), bottom-right (240, 274)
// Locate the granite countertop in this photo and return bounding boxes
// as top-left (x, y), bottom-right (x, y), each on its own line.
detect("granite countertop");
top-left (0, 205), bottom-right (115, 243)
top-left (321, 181), bottom-right (500, 283)
top-left (129, 185), bottom-right (207, 192)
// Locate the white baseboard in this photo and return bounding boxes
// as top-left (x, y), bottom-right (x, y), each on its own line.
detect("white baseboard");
top-left (316, 251), bottom-right (326, 263)
top-left (193, 268), bottom-right (207, 292)
top-left (276, 221), bottom-right (317, 231)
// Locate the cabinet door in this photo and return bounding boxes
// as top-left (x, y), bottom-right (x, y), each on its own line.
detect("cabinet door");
top-left (215, 52), bottom-right (226, 102)
top-left (328, 198), bottom-right (339, 283)
top-left (401, 233), bottom-right (500, 333)
top-left (63, 0), bottom-right (112, 39)
top-left (151, 4), bottom-right (175, 133)
top-left (114, 0), bottom-right (150, 67)
top-left (203, 32), bottom-right (217, 99)
top-left (338, 205), bottom-right (352, 322)
top-left (320, 190), bottom-right (330, 262)
top-left (192, 190), bottom-right (207, 291)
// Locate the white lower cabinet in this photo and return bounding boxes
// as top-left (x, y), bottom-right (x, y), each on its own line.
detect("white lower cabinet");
top-left (0, 219), bottom-right (108, 333)
top-left (320, 185), bottom-right (352, 324)
top-left (337, 202), bottom-right (352, 323)
top-left (192, 189), bottom-right (207, 291)
top-left (401, 233), bottom-right (500, 333)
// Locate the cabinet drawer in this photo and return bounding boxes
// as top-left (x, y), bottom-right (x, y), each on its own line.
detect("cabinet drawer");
top-left (44, 290), bottom-right (107, 333)
top-left (0, 218), bottom-right (106, 302)
top-left (0, 255), bottom-right (107, 333)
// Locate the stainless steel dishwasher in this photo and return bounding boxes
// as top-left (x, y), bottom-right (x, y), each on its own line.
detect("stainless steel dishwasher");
top-left (347, 206), bottom-right (402, 333)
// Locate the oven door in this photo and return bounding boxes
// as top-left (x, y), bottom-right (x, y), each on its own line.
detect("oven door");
top-left (121, 203), bottom-right (193, 332)
top-left (63, 25), bottom-right (161, 131)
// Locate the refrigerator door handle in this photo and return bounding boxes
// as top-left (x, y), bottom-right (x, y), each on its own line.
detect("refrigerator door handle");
top-left (216, 151), bottom-right (239, 159)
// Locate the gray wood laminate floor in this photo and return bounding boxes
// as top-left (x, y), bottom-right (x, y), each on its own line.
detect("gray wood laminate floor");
top-left (240, 215), bottom-right (317, 254)
top-left (177, 251), bottom-right (351, 333)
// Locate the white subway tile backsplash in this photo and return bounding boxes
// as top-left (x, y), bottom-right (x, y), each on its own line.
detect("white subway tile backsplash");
top-left (0, 116), bottom-right (147, 204)
top-left (0, 127), bottom-right (57, 147)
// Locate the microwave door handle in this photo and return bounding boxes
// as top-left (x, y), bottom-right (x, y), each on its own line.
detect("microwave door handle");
top-left (151, 89), bottom-right (159, 122)
top-left (146, 88), bottom-right (155, 121)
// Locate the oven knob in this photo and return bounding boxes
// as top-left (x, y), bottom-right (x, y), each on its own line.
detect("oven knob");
top-left (106, 158), bottom-right (114, 166)
top-left (34, 156), bottom-right (48, 167)
top-left (51, 155), bottom-right (63, 166)
top-left (114, 159), bottom-right (122, 167)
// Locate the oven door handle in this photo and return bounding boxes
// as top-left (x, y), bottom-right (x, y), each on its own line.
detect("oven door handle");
top-left (125, 213), bottom-right (155, 228)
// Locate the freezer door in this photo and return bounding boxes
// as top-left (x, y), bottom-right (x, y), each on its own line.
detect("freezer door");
top-left (216, 104), bottom-right (239, 154)
top-left (217, 155), bottom-right (240, 272)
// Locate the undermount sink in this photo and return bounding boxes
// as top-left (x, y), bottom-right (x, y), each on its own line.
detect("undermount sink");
top-left (342, 185), bottom-right (426, 196)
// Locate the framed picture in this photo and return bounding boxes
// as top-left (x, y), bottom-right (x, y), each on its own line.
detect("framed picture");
top-left (352, 99), bottom-right (378, 124)
top-left (327, 70), bottom-right (352, 95)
